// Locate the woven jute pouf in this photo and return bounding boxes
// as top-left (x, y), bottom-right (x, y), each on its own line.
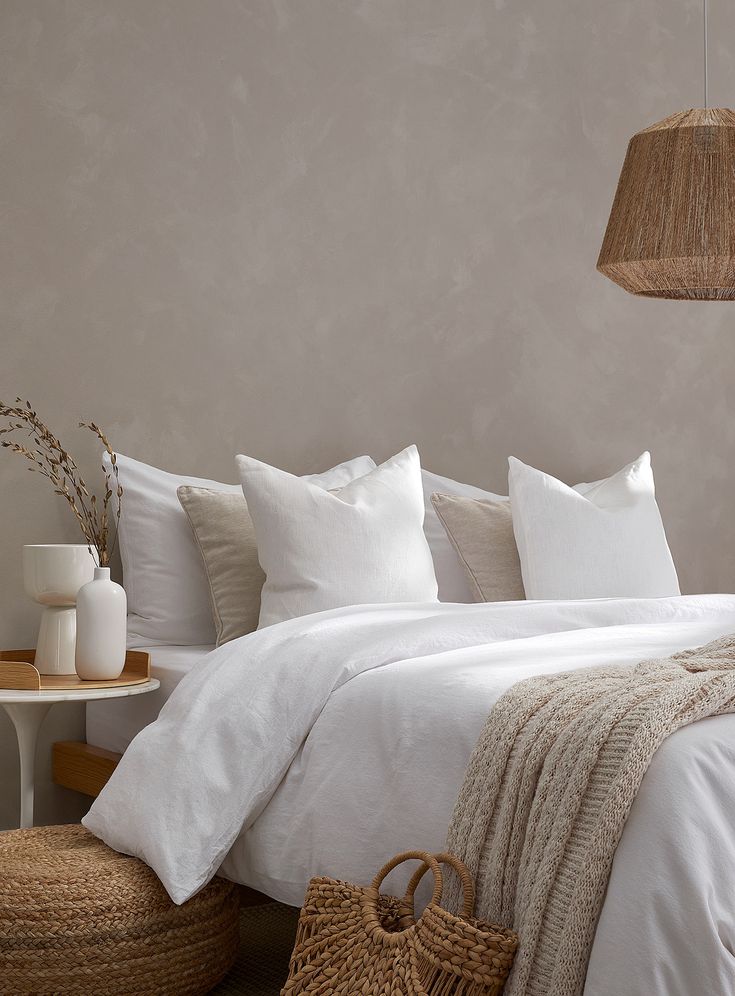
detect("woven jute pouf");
top-left (0, 824), bottom-right (240, 996)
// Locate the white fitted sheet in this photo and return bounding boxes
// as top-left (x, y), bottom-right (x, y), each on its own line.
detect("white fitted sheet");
top-left (85, 645), bottom-right (214, 754)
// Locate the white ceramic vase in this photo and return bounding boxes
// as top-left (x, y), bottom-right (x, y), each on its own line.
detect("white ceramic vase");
top-left (75, 567), bottom-right (127, 680)
top-left (23, 545), bottom-right (97, 675)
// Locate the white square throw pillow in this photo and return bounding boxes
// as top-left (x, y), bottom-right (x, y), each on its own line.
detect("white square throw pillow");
top-left (110, 452), bottom-right (376, 646)
top-left (237, 445), bottom-right (438, 628)
top-left (508, 452), bottom-right (680, 600)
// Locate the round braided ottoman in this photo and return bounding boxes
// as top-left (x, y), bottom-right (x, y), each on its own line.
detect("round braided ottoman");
top-left (0, 824), bottom-right (240, 995)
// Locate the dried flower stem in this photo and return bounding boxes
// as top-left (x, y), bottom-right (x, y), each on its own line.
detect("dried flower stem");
top-left (0, 398), bottom-right (123, 566)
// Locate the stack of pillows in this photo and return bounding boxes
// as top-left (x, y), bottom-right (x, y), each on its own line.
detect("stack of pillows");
top-left (110, 445), bottom-right (680, 649)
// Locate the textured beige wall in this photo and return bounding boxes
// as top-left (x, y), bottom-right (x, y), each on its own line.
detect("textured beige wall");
top-left (2, 0), bottom-right (735, 828)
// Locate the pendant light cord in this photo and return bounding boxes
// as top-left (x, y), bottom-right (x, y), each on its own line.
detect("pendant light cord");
top-left (703, 0), bottom-right (709, 108)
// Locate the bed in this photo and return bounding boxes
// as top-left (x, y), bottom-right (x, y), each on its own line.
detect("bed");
top-left (75, 446), bottom-right (735, 993)
top-left (82, 594), bottom-right (735, 996)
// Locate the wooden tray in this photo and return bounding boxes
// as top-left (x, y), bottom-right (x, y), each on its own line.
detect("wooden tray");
top-left (0, 650), bottom-right (151, 691)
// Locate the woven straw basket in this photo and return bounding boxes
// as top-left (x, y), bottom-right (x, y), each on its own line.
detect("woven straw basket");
top-left (282, 850), bottom-right (518, 995)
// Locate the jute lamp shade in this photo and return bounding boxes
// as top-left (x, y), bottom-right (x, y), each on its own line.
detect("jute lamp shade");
top-left (597, 108), bottom-right (735, 299)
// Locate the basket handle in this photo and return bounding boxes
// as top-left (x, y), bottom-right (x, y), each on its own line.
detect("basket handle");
top-left (403, 851), bottom-right (475, 920)
top-left (370, 850), bottom-right (444, 909)
top-left (363, 851), bottom-right (445, 945)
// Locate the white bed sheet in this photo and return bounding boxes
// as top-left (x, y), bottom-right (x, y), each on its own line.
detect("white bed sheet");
top-left (85, 645), bottom-right (213, 754)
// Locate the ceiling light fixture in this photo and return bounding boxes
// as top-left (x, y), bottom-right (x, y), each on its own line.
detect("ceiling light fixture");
top-left (597, 0), bottom-right (735, 300)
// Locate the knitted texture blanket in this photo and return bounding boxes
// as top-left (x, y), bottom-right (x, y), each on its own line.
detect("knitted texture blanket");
top-left (446, 633), bottom-right (735, 996)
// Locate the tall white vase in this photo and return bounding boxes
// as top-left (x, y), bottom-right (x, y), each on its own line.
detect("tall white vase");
top-left (23, 545), bottom-right (97, 675)
top-left (75, 567), bottom-right (127, 680)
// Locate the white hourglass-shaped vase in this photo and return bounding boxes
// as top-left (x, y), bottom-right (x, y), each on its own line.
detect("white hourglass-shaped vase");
top-left (75, 567), bottom-right (127, 680)
top-left (23, 545), bottom-right (97, 676)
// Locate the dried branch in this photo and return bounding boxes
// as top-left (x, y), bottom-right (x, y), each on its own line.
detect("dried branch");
top-left (0, 399), bottom-right (123, 566)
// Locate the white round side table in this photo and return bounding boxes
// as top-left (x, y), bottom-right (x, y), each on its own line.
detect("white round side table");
top-left (0, 679), bottom-right (159, 829)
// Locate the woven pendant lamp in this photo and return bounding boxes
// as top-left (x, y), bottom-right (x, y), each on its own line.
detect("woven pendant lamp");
top-left (597, 1), bottom-right (735, 299)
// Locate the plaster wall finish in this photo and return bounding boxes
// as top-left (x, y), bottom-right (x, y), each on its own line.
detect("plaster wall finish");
top-left (2, 0), bottom-right (735, 828)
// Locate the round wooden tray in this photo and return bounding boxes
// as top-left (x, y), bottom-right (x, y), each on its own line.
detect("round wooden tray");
top-left (0, 650), bottom-right (151, 691)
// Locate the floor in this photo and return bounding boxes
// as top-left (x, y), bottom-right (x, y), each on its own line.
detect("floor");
top-left (212, 902), bottom-right (300, 995)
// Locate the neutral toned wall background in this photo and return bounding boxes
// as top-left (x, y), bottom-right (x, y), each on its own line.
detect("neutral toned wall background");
top-left (2, 0), bottom-right (735, 828)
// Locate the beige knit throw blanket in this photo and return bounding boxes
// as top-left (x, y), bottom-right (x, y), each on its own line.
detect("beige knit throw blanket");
top-left (446, 633), bottom-right (735, 996)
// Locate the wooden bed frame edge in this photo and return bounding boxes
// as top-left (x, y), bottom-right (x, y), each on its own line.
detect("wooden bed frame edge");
top-left (53, 740), bottom-right (120, 797)
top-left (52, 740), bottom-right (270, 907)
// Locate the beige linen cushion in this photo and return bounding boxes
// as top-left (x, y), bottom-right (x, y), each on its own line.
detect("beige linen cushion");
top-left (177, 488), bottom-right (264, 645)
top-left (430, 493), bottom-right (525, 602)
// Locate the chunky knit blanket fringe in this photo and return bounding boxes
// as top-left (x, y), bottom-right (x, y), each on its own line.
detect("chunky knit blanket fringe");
top-left (446, 633), bottom-right (735, 996)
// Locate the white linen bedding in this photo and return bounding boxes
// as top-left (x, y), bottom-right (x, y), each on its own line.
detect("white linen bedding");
top-left (85, 645), bottom-right (213, 754)
top-left (84, 594), bottom-right (735, 994)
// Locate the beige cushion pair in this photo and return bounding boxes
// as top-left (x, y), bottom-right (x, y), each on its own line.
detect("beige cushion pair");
top-left (178, 486), bottom-right (525, 649)
top-left (430, 494), bottom-right (525, 602)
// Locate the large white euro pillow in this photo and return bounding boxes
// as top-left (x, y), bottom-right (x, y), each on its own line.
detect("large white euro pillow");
top-left (237, 445), bottom-right (439, 628)
top-left (508, 452), bottom-right (680, 600)
top-left (111, 452), bottom-right (376, 646)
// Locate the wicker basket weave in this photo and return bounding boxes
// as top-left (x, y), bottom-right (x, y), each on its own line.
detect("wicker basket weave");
top-left (0, 824), bottom-right (239, 996)
top-left (282, 850), bottom-right (518, 995)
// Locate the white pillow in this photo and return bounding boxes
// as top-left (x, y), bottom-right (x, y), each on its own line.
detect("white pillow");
top-left (508, 452), bottom-right (680, 600)
top-left (421, 469), bottom-right (507, 602)
top-left (237, 445), bottom-right (438, 628)
top-left (111, 452), bottom-right (376, 646)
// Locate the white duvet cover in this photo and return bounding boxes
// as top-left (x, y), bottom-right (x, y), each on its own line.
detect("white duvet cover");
top-left (84, 595), bottom-right (735, 995)
top-left (86, 644), bottom-right (214, 754)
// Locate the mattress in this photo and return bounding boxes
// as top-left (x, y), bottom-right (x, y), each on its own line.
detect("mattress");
top-left (85, 645), bottom-right (214, 754)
